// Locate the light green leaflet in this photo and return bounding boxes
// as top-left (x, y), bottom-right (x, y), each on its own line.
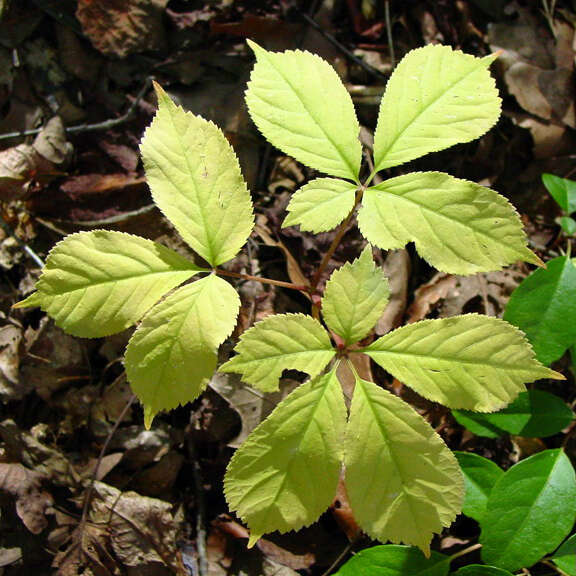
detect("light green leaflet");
top-left (364, 315), bottom-right (561, 411)
top-left (322, 246), bottom-right (390, 345)
top-left (219, 313), bottom-right (335, 392)
top-left (125, 274), bottom-right (240, 428)
top-left (373, 44), bottom-right (501, 172)
top-left (224, 369), bottom-right (347, 547)
top-left (344, 375), bottom-right (463, 553)
top-left (284, 178), bottom-right (358, 233)
top-left (357, 172), bottom-right (540, 275)
top-left (246, 41), bottom-right (362, 182)
top-left (140, 83), bottom-right (254, 266)
top-left (15, 230), bottom-right (203, 338)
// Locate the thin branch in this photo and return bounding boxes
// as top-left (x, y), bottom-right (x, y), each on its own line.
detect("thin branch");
top-left (0, 213), bottom-right (44, 267)
top-left (384, 1), bottom-right (396, 68)
top-left (448, 542), bottom-right (482, 561)
top-left (299, 11), bottom-right (389, 81)
top-left (320, 537), bottom-right (357, 576)
top-left (311, 188), bottom-right (363, 290)
top-left (0, 78), bottom-right (152, 143)
top-left (214, 268), bottom-right (309, 292)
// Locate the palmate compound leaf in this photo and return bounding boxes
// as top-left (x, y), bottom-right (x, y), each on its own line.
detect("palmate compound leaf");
top-left (373, 44), bottom-right (501, 172)
top-left (357, 172), bottom-right (540, 275)
top-left (219, 313), bottom-right (335, 392)
top-left (364, 315), bottom-right (561, 412)
top-left (14, 230), bottom-right (203, 338)
top-left (344, 374), bottom-right (463, 553)
top-left (124, 274), bottom-right (240, 428)
top-left (322, 246), bottom-right (390, 345)
top-left (283, 178), bottom-right (358, 233)
top-left (245, 41), bottom-right (362, 182)
top-left (140, 83), bottom-right (254, 267)
top-left (224, 369), bottom-right (347, 546)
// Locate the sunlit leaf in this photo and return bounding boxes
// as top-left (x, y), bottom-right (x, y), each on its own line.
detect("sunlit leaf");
top-left (322, 246), bottom-right (390, 344)
top-left (480, 449), bottom-right (576, 571)
top-left (373, 44), bottom-right (500, 171)
top-left (15, 230), bottom-right (203, 338)
top-left (219, 313), bottom-right (335, 392)
top-left (246, 41), bottom-right (362, 181)
top-left (225, 370), bottom-right (347, 546)
top-left (140, 83), bottom-right (254, 266)
top-left (125, 274), bottom-right (240, 427)
top-left (344, 375), bottom-right (463, 553)
top-left (504, 255), bottom-right (576, 365)
top-left (357, 172), bottom-right (539, 275)
top-left (284, 178), bottom-right (358, 233)
top-left (364, 315), bottom-right (561, 411)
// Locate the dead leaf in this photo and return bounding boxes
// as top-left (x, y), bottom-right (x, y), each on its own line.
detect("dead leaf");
top-left (376, 249), bottom-right (410, 335)
top-left (0, 322), bottom-right (25, 398)
top-left (0, 462), bottom-right (53, 534)
top-left (76, 0), bottom-right (169, 58)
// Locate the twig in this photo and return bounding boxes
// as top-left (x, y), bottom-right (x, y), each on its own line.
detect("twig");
top-left (311, 188), bottom-right (363, 290)
top-left (0, 213), bottom-right (44, 267)
top-left (449, 542), bottom-right (482, 561)
top-left (214, 267), bottom-right (310, 292)
top-left (384, 1), bottom-right (396, 68)
top-left (320, 537), bottom-right (357, 576)
top-left (188, 439), bottom-right (208, 576)
top-left (78, 394), bottom-right (137, 562)
top-left (299, 12), bottom-right (389, 81)
top-left (0, 78), bottom-right (152, 143)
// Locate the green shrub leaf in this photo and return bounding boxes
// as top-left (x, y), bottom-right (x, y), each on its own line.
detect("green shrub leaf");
top-left (225, 369), bottom-right (346, 546)
top-left (504, 255), bottom-right (576, 365)
top-left (344, 376), bottom-right (463, 553)
top-left (322, 246), bottom-right (390, 345)
top-left (246, 41), bottom-right (362, 181)
top-left (334, 545), bottom-right (450, 576)
top-left (284, 178), bottom-right (358, 233)
top-left (480, 449), bottom-right (576, 571)
top-left (219, 313), bottom-right (335, 392)
top-left (15, 230), bottom-right (203, 338)
top-left (364, 315), bottom-right (560, 411)
top-left (453, 389), bottom-right (573, 438)
top-left (454, 452), bottom-right (503, 523)
top-left (551, 534), bottom-right (576, 576)
top-left (542, 173), bottom-right (576, 214)
top-left (373, 44), bottom-right (500, 171)
top-left (125, 274), bottom-right (240, 427)
top-left (453, 567), bottom-right (514, 576)
top-left (140, 83), bottom-right (254, 266)
top-left (357, 172), bottom-right (539, 275)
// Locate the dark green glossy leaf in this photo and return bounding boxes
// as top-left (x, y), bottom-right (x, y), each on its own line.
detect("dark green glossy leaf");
top-left (542, 173), bottom-right (576, 214)
top-left (551, 534), bottom-right (576, 576)
top-left (559, 216), bottom-right (576, 236)
top-left (480, 449), bottom-right (576, 571)
top-left (454, 452), bottom-right (503, 522)
top-left (335, 545), bottom-right (450, 576)
top-left (453, 389), bottom-right (573, 438)
top-left (504, 255), bottom-right (576, 365)
top-left (453, 566), bottom-right (513, 576)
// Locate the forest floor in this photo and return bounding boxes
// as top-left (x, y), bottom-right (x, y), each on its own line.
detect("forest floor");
top-left (0, 0), bottom-right (575, 574)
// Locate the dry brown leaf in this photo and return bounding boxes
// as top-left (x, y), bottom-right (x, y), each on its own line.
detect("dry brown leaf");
top-left (0, 323), bottom-right (24, 398)
top-left (76, 0), bottom-right (168, 58)
top-left (0, 462), bottom-right (53, 534)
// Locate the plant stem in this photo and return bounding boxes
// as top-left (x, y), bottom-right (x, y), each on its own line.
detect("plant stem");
top-left (214, 268), bottom-right (309, 292)
top-left (448, 543), bottom-right (482, 561)
top-left (311, 188), bottom-right (364, 290)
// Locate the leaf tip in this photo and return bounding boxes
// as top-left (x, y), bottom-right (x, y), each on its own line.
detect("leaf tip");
top-left (247, 531), bottom-right (261, 548)
top-left (143, 405), bottom-right (157, 430)
top-left (246, 39), bottom-right (263, 55)
top-left (12, 292), bottom-right (41, 309)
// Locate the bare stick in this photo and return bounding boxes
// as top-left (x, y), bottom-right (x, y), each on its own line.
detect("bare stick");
top-left (384, 0), bottom-right (396, 68)
top-left (449, 542), bottom-right (482, 561)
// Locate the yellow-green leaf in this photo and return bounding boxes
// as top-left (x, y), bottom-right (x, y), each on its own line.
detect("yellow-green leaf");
top-left (365, 315), bottom-right (561, 412)
top-left (125, 274), bottom-right (240, 427)
top-left (322, 246), bottom-right (390, 345)
top-left (345, 375), bottom-right (463, 553)
top-left (357, 172), bottom-right (539, 275)
top-left (284, 178), bottom-right (358, 233)
top-left (140, 84), bottom-right (254, 266)
top-left (219, 313), bottom-right (335, 392)
top-left (373, 44), bottom-right (501, 171)
top-left (246, 41), bottom-right (362, 181)
top-left (225, 369), bottom-right (347, 546)
top-left (15, 230), bottom-right (202, 338)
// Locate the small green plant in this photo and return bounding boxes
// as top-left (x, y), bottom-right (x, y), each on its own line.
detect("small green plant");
top-left (542, 173), bottom-right (576, 236)
top-left (15, 42), bottom-right (562, 552)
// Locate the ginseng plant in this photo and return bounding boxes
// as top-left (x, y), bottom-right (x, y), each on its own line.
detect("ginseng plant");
top-left (16, 41), bottom-right (562, 552)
